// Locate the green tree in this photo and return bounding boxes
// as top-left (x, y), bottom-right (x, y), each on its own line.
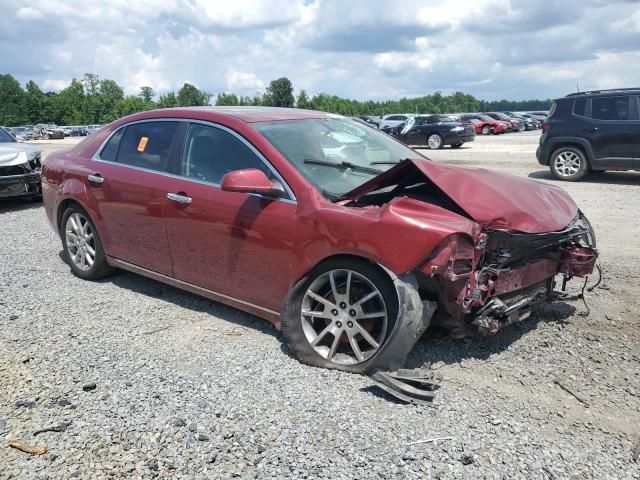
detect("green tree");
top-left (82, 73), bottom-right (100, 95)
top-left (0, 74), bottom-right (26, 126)
top-left (24, 80), bottom-right (46, 123)
top-left (157, 92), bottom-right (178, 108)
top-left (296, 89), bottom-right (310, 109)
top-left (264, 77), bottom-right (294, 107)
top-left (177, 83), bottom-right (210, 106)
top-left (115, 96), bottom-right (150, 117)
top-left (139, 86), bottom-right (155, 104)
top-left (216, 93), bottom-right (240, 106)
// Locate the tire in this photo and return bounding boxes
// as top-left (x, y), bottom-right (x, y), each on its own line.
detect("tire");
top-left (549, 147), bottom-right (588, 181)
top-left (60, 205), bottom-right (114, 280)
top-left (481, 125), bottom-right (491, 135)
top-left (44, 133), bottom-right (50, 140)
top-left (427, 133), bottom-right (443, 150)
top-left (281, 258), bottom-right (398, 374)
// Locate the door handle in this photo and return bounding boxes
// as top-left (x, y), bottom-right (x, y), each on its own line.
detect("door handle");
top-left (583, 127), bottom-right (598, 133)
top-left (87, 174), bottom-right (104, 185)
top-left (167, 192), bottom-right (192, 205)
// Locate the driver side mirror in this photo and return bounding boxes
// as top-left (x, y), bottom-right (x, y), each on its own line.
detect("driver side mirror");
top-left (221, 168), bottom-right (285, 198)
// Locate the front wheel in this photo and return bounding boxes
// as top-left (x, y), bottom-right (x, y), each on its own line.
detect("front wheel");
top-left (61, 205), bottom-right (114, 280)
top-left (427, 133), bottom-right (443, 149)
top-left (481, 125), bottom-right (491, 135)
top-left (549, 147), bottom-right (588, 181)
top-left (281, 259), bottom-right (398, 373)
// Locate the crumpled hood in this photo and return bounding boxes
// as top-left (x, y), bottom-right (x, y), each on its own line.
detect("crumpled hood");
top-left (342, 159), bottom-right (578, 234)
top-left (0, 143), bottom-right (43, 166)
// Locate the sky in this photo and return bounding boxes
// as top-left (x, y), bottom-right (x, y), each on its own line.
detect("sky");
top-left (1, 0), bottom-right (639, 101)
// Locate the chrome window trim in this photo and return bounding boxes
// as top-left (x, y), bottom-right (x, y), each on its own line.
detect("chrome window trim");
top-left (91, 117), bottom-right (297, 203)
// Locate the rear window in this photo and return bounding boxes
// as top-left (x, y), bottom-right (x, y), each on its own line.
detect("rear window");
top-left (116, 121), bottom-right (180, 172)
top-left (591, 96), bottom-right (630, 121)
top-left (573, 98), bottom-right (586, 117)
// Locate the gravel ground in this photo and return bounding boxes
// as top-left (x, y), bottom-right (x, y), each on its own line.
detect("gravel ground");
top-left (1, 132), bottom-right (639, 479)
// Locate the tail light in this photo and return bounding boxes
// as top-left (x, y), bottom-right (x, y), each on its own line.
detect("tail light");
top-left (542, 121), bottom-right (549, 134)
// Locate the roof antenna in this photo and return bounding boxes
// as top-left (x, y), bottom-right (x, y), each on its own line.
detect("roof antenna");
top-left (576, 83), bottom-right (580, 93)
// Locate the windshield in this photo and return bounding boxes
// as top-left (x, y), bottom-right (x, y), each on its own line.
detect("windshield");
top-left (253, 117), bottom-right (421, 196)
top-left (0, 128), bottom-right (16, 143)
top-left (476, 114), bottom-right (494, 122)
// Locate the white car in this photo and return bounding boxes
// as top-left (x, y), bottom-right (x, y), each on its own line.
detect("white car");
top-left (378, 114), bottom-right (413, 131)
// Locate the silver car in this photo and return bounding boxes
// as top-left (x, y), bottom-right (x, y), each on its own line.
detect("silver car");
top-left (0, 127), bottom-right (44, 200)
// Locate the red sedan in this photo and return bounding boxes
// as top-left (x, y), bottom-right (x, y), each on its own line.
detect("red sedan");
top-left (42, 107), bottom-right (596, 380)
top-left (460, 114), bottom-right (510, 134)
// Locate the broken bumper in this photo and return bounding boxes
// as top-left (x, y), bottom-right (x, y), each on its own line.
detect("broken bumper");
top-left (0, 171), bottom-right (41, 198)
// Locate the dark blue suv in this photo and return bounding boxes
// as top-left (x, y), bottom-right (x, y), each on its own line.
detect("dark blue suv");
top-left (537, 88), bottom-right (640, 181)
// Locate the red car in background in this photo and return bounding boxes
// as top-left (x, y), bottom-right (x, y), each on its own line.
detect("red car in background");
top-left (459, 114), bottom-right (510, 134)
top-left (42, 107), bottom-right (597, 398)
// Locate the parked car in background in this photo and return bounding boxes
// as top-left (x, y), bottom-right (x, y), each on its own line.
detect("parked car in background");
top-left (384, 114), bottom-right (475, 149)
top-left (35, 124), bottom-right (65, 140)
top-left (537, 87), bottom-right (640, 181)
top-left (459, 114), bottom-right (510, 135)
top-left (502, 112), bottom-right (538, 131)
top-left (12, 126), bottom-right (37, 141)
top-left (484, 112), bottom-right (524, 132)
top-left (378, 114), bottom-right (412, 131)
top-left (69, 126), bottom-right (88, 137)
top-left (42, 107), bottom-right (596, 389)
top-left (86, 124), bottom-right (103, 135)
top-left (517, 113), bottom-right (542, 129)
top-left (356, 116), bottom-right (382, 128)
top-left (0, 127), bottom-right (43, 200)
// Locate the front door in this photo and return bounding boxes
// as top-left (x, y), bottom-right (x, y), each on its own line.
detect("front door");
top-left (89, 120), bottom-right (182, 276)
top-left (163, 122), bottom-right (296, 311)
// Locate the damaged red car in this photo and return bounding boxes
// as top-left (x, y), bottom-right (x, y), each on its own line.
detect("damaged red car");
top-left (42, 108), bottom-right (597, 395)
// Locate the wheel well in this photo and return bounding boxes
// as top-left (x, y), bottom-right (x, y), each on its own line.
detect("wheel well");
top-left (300, 254), bottom-right (397, 288)
top-left (56, 199), bottom-right (81, 233)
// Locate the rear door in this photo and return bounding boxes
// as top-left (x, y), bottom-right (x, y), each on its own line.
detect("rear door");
top-left (589, 95), bottom-right (638, 169)
top-left (162, 121), bottom-right (297, 311)
top-left (90, 120), bottom-right (183, 275)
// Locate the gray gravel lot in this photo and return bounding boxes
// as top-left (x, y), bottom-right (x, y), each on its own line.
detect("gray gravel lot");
top-left (1, 132), bottom-right (639, 479)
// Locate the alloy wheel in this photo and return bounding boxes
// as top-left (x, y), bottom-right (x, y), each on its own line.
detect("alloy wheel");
top-left (65, 212), bottom-right (96, 272)
top-left (427, 134), bottom-right (442, 149)
top-left (300, 269), bottom-right (388, 365)
top-left (553, 151), bottom-right (582, 177)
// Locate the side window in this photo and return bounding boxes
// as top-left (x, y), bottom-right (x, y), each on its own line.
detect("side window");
top-left (573, 98), bottom-right (586, 117)
top-left (99, 128), bottom-right (123, 162)
top-left (179, 123), bottom-right (270, 185)
top-left (592, 96), bottom-right (630, 121)
top-left (116, 121), bottom-right (180, 172)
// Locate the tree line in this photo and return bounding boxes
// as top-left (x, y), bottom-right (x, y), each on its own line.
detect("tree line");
top-left (0, 73), bottom-right (552, 127)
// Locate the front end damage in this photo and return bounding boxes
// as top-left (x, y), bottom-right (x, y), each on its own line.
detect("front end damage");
top-left (344, 160), bottom-right (598, 404)
top-left (367, 215), bottom-right (597, 404)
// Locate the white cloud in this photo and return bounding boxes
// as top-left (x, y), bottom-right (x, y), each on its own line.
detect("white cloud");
top-left (225, 71), bottom-right (265, 92)
top-left (1, 0), bottom-right (640, 101)
top-left (15, 7), bottom-right (44, 20)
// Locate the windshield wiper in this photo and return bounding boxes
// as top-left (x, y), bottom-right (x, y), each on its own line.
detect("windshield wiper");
top-left (304, 159), bottom-right (382, 175)
top-left (370, 157), bottom-right (413, 166)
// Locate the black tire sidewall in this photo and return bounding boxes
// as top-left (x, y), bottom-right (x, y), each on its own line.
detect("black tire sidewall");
top-left (550, 147), bottom-right (588, 181)
top-left (281, 258), bottom-right (398, 374)
top-left (60, 205), bottom-right (112, 280)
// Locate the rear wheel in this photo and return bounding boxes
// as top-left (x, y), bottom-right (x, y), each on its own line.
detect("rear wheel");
top-left (427, 133), bottom-right (443, 149)
top-left (61, 205), bottom-right (114, 280)
top-left (282, 259), bottom-right (398, 373)
top-left (549, 147), bottom-right (588, 181)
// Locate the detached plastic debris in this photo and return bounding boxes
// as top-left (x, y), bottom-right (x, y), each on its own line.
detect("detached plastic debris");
top-left (369, 368), bottom-right (440, 405)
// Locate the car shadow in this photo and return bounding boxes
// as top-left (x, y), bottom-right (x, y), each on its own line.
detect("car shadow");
top-left (56, 251), bottom-right (279, 338)
top-left (404, 301), bottom-right (576, 369)
top-left (0, 198), bottom-right (42, 214)
top-left (528, 170), bottom-right (640, 185)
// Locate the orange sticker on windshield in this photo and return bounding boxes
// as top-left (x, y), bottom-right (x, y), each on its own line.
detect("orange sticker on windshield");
top-left (137, 136), bottom-right (149, 152)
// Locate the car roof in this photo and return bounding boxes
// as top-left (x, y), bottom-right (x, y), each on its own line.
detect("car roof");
top-left (562, 87), bottom-right (640, 100)
top-left (119, 106), bottom-right (336, 124)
